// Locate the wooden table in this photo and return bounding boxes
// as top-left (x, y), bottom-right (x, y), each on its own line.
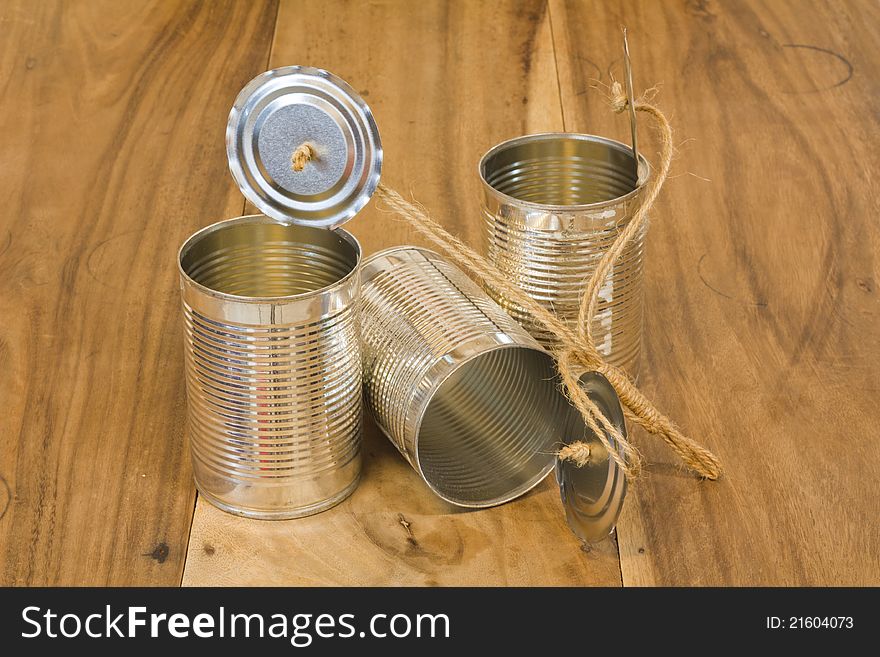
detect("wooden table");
top-left (1, 0), bottom-right (877, 586)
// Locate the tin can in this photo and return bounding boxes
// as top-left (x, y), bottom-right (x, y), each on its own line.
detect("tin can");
top-left (480, 133), bottom-right (650, 377)
top-left (361, 246), bottom-right (586, 508)
top-left (177, 66), bottom-right (382, 518)
top-left (178, 217), bottom-right (363, 518)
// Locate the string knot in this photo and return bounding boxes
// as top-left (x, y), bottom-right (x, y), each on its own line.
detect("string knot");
top-left (291, 142), bottom-right (316, 172)
top-left (609, 81), bottom-right (629, 113)
top-left (558, 442), bottom-right (592, 467)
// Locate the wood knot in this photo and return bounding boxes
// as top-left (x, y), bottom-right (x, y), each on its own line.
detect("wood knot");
top-left (291, 142), bottom-right (316, 172)
top-left (558, 442), bottom-right (592, 467)
top-left (144, 541), bottom-right (170, 564)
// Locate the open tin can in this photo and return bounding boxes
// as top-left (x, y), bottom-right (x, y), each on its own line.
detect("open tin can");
top-left (177, 67), bottom-right (381, 519)
top-left (480, 133), bottom-right (650, 378)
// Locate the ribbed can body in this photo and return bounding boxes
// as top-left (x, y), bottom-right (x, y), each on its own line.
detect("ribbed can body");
top-left (361, 247), bottom-right (585, 508)
top-left (480, 133), bottom-right (650, 378)
top-left (178, 216), bottom-right (362, 519)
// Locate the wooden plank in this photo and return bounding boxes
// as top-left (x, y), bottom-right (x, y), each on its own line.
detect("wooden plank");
top-left (549, 0), bottom-right (880, 585)
top-left (183, 0), bottom-right (623, 586)
top-left (0, 0), bottom-right (278, 585)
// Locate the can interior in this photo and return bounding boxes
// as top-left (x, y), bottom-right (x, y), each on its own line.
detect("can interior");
top-left (180, 219), bottom-right (358, 297)
top-left (416, 346), bottom-right (572, 506)
top-left (481, 135), bottom-right (639, 205)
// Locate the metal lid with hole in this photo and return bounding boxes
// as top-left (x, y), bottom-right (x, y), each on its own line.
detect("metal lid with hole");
top-left (226, 66), bottom-right (382, 229)
top-left (557, 371), bottom-right (628, 543)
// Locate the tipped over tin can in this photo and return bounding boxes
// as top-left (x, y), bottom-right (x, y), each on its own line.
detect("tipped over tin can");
top-left (360, 246), bottom-right (582, 508)
top-left (177, 66), bottom-right (381, 518)
top-left (480, 133), bottom-right (650, 377)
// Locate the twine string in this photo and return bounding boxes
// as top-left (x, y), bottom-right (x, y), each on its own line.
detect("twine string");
top-left (557, 442), bottom-right (592, 468)
top-left (372, 82), bottom-right (723, 480)
top-left (291, 142), bottom-right (316, 172)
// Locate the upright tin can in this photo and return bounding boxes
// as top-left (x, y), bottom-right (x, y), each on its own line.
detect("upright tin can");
top-left (360, 246), bottom-right (586, 508)
top-left (177, 67), bottom-right (381, 519)
top-left (480, 133), bottom-right (650, 377)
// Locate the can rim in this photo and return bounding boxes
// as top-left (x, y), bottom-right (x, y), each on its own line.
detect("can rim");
top-left (361, 244), bottom-right (443, 270)
top-left (410, 341), bottom-right (558, 508)
top-left (226, 66), bottom-right (382, 229)
top-left (556, 370), bottom-right (628, 541)
top-left (177, 214), bottom-right (362, 303)
top-left (478, 132), bottom-right (651, 213)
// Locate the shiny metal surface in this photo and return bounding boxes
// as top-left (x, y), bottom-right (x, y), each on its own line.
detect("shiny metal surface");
top-left (480, 133), bottom-right (650, 377)
top-left (227, 66), bottom-right (382, 229)
top-left (622, 28), bottom-right (639, 170)
top-left (178, 215), bottom-right (362, 519)
top-left (360, 246), bottom-right (581, 508)
top-left (556, 372), bottom-right (628, 543)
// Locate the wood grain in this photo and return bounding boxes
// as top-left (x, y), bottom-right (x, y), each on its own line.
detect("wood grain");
top-left (182, 0), bottom-right (623, 586)
top-left (5, 0), bottom-right (876, 588)
top-left (550, 0), bottom-right (880, 585)
top-left (0, 0), bottom-right (278, 585)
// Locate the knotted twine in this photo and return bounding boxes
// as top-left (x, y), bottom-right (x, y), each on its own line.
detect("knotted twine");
top-left (292, 83), bottom-right (723, 480)
top-left (291, 142), bottom-right (316, 172)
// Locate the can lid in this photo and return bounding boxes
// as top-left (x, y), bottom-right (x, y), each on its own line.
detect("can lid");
top-left (226, 66), bottom-right (382, 229)
top-left (557, 371), bottom-right (628, 543)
